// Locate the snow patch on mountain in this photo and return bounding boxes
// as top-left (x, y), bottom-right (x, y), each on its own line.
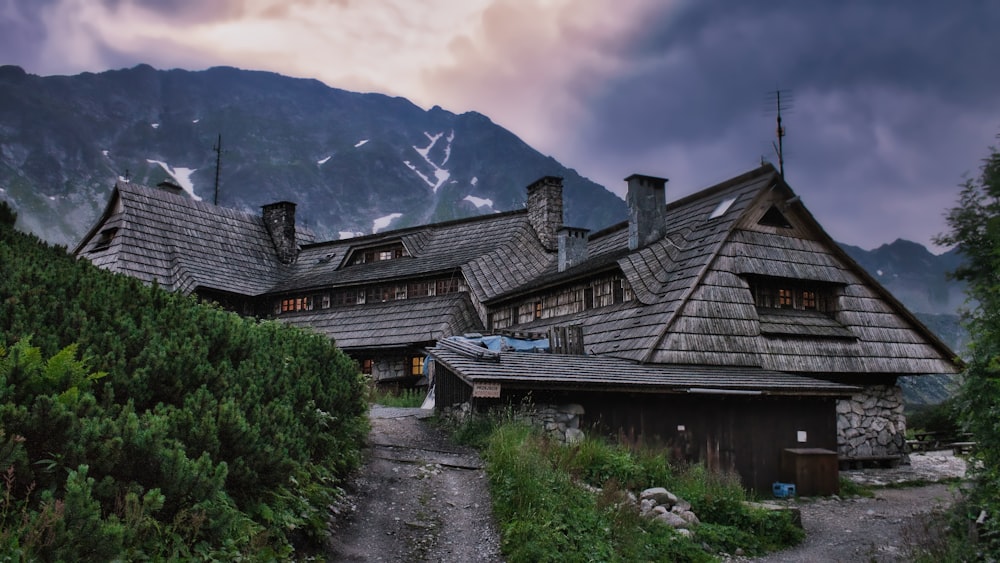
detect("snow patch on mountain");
top-left (192, 119), bottom-right (199, 123)
top-left (464, 195), bottom-right (493, 209)
top-left (102, 150), bottom-right (109, 157)
top-left (471, 176), bottom-right (478, 186)
top-left (355, 139), bottom-right (369, 148)
top-left (151, 123), bottom-right (159, 129)
top-left (372, 213), bottom-right (402, 234)
top-left (146, 159), bottom-right (201, 201)
top-left (317, 155), bottom-right (331, 165)
top-left (405, 131), bottom-right (453, 192)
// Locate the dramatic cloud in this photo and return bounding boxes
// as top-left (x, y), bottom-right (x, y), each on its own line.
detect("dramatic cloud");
top-left (2, 0), bottom-right (998, 250)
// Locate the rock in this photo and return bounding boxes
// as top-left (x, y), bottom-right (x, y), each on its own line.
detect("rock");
top-left (640, 487), bottom-right (678, 507)
top-left (564, 428), bottom-right (585, 444)
top-left (671, 499), bottom-right (692, 513)
top-left (678, 510), bottom-right (700, 526)
top-left (652, 505), bottom-right (668, 515)
top-left (676, 528), bottom-right (694, 538)
top-left (655, 510), bottom-right (689, 529)
top-left (640, 498), bottom-right (656, 515)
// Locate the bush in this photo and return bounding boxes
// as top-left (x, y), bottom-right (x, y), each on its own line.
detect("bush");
top-left (0, 221), bottom-right (368, 557)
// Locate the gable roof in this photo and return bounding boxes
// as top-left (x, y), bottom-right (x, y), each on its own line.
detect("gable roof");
top-left (494, 164), bottom-right (959, 375)
top-left (75, 182), bottom-right (300, 296)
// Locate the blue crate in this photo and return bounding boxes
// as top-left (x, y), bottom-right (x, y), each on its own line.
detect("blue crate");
top-left (772, 482), bottom-right (796, 498)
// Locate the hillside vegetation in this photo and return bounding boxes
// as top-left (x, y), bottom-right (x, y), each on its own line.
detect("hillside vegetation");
top-left (0, 201), bottom-right (367, 559)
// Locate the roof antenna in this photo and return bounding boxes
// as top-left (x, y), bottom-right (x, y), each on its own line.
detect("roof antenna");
top-left (212, 133), bottom-right (223, 205)
top-left (124, 168), bottom-right (131, 182)
top-left (766, 89), bottom-right (793, 180)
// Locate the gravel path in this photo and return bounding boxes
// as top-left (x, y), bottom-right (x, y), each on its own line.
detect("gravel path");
top-left (748, 452), bottom-right (968, 562)
top-left (326, 406), bottom-right (503, 562)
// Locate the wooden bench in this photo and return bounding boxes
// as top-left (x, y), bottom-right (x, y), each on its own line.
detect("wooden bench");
top-left (945, 441), bottom-right (976, 455)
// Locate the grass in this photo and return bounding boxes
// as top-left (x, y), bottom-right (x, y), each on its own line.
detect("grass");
top-left (457, 415), bottom-right (803, 562)
top-left (367, 385), bottom-right (426, 408)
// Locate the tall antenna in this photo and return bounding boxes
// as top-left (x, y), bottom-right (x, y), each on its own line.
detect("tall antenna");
top-left (212, 133), bottom-right (223, 205)
top-left (766, 89), bottom-right (793, 180)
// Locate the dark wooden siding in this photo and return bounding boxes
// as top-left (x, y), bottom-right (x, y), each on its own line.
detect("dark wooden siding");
top-left (577, 394), bottom-right (838, 492)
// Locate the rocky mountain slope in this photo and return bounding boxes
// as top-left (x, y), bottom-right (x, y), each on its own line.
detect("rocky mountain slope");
top-left (0, 64), bottom-right (627, 247)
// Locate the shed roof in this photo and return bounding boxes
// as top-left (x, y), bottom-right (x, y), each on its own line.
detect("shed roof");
top-left (428, 341), bottom-right (858, 397)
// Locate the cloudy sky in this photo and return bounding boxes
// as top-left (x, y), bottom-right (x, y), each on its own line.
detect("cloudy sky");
top-left (3, 0), bottom-right (998, 251)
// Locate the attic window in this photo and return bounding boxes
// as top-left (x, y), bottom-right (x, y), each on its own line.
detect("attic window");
top-left (348, 242), bottom-right (407, 266)
top-left (709, 197), bottom-right (738, 219)
top-left (280, 296), bottom-right (313, 313)
top-left (749, 276), bottom-right (834, 313)
top-left (90, 228), bottom-right (118, 252)
top-left (758, 205), bottom-right (792, 228)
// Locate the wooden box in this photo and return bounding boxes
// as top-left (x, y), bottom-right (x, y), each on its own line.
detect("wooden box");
top-left (780, 448), bottom-right (839, 496)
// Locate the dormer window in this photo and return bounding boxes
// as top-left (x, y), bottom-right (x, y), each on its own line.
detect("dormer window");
top-left (749, 276), bottom-right (835, 313)
top-left (90, 227), bottom-right (118, 252)
top-left (348, 242), bottom-right (408, 266)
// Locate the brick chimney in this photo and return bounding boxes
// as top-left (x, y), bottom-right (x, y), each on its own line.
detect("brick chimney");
top-left (625, 174), bottom-right (668, 250)
top-left (262, 201), bottom-right (298, 264)
top-left (527, 176), bottom-right (563, 251)
top-left (558, 227), bottom-right (589, 272)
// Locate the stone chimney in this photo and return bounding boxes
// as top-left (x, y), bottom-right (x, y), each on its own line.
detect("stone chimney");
top-left (558, 227), bottom-right (589, 272)
top-left (527, 176), bottom-right (563, 251)
top-left (625, 174), bottom-right (668, 250)
top-left (262, 201), bottom-right (299, 264)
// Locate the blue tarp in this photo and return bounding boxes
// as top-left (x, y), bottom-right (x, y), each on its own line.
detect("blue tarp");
top-left (446, 334), bottom-right (550, 352)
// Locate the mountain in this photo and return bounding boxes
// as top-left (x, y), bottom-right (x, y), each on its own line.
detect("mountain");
top-left (0, 64), bottom-right (627, 247)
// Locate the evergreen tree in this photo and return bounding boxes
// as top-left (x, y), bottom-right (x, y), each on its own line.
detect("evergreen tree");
top-left (936, 137), bottom-right (1000, 555)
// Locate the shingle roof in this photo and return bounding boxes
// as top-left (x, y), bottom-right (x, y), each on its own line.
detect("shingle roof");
top-left (279, 293), bottom-right (483, 350)
top-left (496, 164), bottom-right (959, 376)
top-left (75, 182), bottom-right (295, 295)
top-left (271, 210), bottom-right (554, 294)
top-left (429, 342), bottom-right (858, 397)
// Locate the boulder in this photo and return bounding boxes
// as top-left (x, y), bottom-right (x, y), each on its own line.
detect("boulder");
top-left (655, 510), bottom-right (689, 529)
top-left (640, 487), bottom-right (678, 507)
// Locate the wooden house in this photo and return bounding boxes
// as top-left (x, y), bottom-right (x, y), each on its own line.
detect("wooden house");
top-left (76, 164), bottom-right (960, 487)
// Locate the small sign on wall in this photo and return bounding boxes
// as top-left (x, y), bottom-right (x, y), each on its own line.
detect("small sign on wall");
top-left (797, 430), bottom-right (808, 443)
top-left (472, 382), bottom-right (501, 398)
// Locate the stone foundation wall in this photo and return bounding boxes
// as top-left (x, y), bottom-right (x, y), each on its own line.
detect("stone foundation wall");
top-left (836, 384), bottom-right (906, 459)
top-left (440, 401), bottom-right (586, 444)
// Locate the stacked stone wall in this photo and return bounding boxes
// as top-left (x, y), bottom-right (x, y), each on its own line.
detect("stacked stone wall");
top-left (440, 401), bottom-right (586, 444)
top-left (836, 384), bottom-right (906, 459)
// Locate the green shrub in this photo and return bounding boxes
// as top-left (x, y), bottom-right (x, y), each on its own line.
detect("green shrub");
top-left (0, 221), bottom-right (368, 558)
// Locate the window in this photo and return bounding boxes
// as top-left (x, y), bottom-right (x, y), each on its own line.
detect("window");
top-left (758, 205), bottom-right (792, 228)
top-left (349, 243), bottom-right (408, 266)
top-left (321, 294), bottom-right (331, 309)
top-left (408, 281), bottom-right (434, 298)
top-left (410, 356), bottom-right (424, 376)
top-left (361, 359), bottom-right (373, 375)
top-left (394, 285), bottom-right (407, 300)
top-left (534, 301), bottom-right (543, 319)
top-left (436, 278), bottom-right (460, 295)
top-left (750, 277), bottom-right (835, 313)
top-left (90, 228), bottom-right (118, 252)
top-left (280, 296), bottom-right (313, 313)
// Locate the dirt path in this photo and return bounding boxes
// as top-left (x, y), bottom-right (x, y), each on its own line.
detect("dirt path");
top-left (748, 483), bottom-right (959, 562)
top-left (326, 406), bottom-right (503, 562)
top-left (749, 452), bottom-right (968, 562)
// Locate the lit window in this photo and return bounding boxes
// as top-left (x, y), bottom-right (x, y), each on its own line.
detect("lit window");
top-left (778, 289), bottom-right (793, 308)
top-left (534, 301), bottom-right (543, 319)
top-left (410, 356), bottom-right (424, 376)
top-left (379, 250), bottom-right (393, 261)
top-left (280, 296), bottom-right (313, 313)
top-left (361, 359), bottom-right (373, 375)
top-left (802, 291), bottom-right (817, 310)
